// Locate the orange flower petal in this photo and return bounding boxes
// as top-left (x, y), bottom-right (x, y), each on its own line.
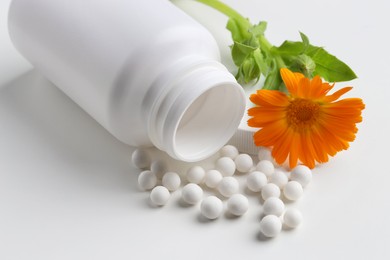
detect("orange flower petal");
top-left (248, 68), bottom-right (364, 169)
top-left (311, 82), bottom-right (334, 100)
top-left (250, 90), bottom-right (289, 107)
top-left (307, 75), bottom-right (322, 99)
top-left (323, 87), bottom-right (353, 102)
top-left (280, 68), bottom-right (304, 96)
top-left (299, 134), bottom-right (316, 168)
top-left (247, 110), bottom-right (285, 127)
top-left (288, 133), bottom-right (300, 168)
top-left (271, 128), bottom-right (294, 164)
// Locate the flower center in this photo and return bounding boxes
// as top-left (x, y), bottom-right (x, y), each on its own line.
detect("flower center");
top-left (286, 98), bottom-right (321, 131)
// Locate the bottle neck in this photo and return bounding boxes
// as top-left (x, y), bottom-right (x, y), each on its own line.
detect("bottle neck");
top-left (147, 56), bottom-right (246, 162)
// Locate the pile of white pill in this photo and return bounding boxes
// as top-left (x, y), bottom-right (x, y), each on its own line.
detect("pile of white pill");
top-left (132, 145), bottom-right (312, 239)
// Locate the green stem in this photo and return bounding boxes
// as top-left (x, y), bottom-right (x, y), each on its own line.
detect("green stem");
top-left (259, 35), bottom-right (272, 51)
top-left (195, 0), bottom-right (250, 26)
top-left (259, 35), bottom-right (286, 68)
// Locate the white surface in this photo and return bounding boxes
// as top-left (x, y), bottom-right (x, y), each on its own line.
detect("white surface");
top-left (1, 0), bottom-right (390, 259)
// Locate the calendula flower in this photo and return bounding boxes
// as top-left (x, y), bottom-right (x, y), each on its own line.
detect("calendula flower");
top-left (248, 68), bottom-right (365, 169)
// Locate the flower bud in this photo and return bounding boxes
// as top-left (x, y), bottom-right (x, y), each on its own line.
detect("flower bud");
top-left (290, 54), bottom-right (316, 78)
top-left (237, 54), bottom-right (261, 84)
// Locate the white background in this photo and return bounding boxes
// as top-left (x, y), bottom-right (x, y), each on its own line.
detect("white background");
top-left (1, 0), bottom-right (389, 259)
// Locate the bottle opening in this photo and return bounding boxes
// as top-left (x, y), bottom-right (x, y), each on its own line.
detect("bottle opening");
top-left (172, 83), bottom-right (245, 161)
top-left (149, 60), bottom-right (246, 162)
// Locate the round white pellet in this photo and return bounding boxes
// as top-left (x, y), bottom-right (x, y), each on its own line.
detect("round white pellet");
top-left (260, 215), bottom-right (282, 238)
top-left (220, 145), bottom-right (239, 159)
top-left (204, 170), bottom-right (223, 188)
top-left (186, 166), bottom-right (205, 184)
top-left (283, 181), bottom-right (303, 201)
top-left (234, 154), bottom-right (253, 173)
top-left (284, 171), bottom-right (291, 180)
top-left (263, 197), bottom-right (285, 217)
top-left (246, 171), bottom-right (268, 192)
top-left (283, 208), bottom-right (303, 228)
top-left (200, 196), bottom-right (223, 220)
top-left (256, 160), bottom-right (275, 177)
top-left (258, 147), bottom-right (273, 162)
top-left (227, 194), bottom-right (249, 216)
top-left (249, 166), bottom-right (257, 172)
top-left (217, 177), bottom-right (239, 197)
top-left (151, 160), bottom-right (168, 179)
top-left (270, 170), bottom-right (289, 188)
top-left (162, 172), bottom-right (181, 191)
top-left (138, 170), bottom-right (157, 191)
top-left (261, 183), bottom-right (281, 200)
top-left (182, 183), bottom-right (203, 205)
top-left (215, 157), bottom-right (236, 176)
top-left (150, 186), bottom-right (170, 206)
top-left (131, 149), bottom-right (151, 169)
top-left (290, 165), bottom-right (312, 187)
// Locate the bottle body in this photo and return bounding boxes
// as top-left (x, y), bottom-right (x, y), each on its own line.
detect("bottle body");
top-left (8, 0), bottom-right (246, 161)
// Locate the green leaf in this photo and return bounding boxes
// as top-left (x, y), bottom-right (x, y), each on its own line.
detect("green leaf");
top-left (272, 32), bottom-right (309, 57)
top-left (305, 45), bottom-right (357, 82)
top-left (226, 17), bottom-right (251, 42)
top-left (235, 41), bottom-right (257, 53)
top-left (252, 48), bottom-right (268, 76)
top-left (272, 41), bottom-right (305, 56)
top-left (262, 61), bottom-right (282, 90)
top-left (300, 32), bottom-right (310, 50)
top-left (244, 35), bottom-right (260, 48)
top-left (231, 45), bottom-right (246, 67)
top-left (273, 31), bottom-right (357, 82)
top-left (231, 41), bottom-right (257, 66)
top-left (249, 21), bottom-right (267, 37)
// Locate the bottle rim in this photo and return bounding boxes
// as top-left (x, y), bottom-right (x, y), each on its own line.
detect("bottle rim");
top-left (150, 65), bottom-right (246, 162)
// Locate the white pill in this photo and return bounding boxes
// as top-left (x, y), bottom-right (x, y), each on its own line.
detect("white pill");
top-left (131, 149), bottom-right (151, 169)
top-left (283, 208), bottom-right (303, 228)
top-left (217, 177), bottom-right (239, 197)
top-left (246, 171), bottom-right (268, 192)
top-left (162, 172), bottom-right (181, 191)
top-left (150, 186), bottom-right (170, 206)
top-left (186, 166), bottom-right (205, 184)
top-left (227, 194), bottom-right (249, 216)
top-left (200, 196), bottom-right (223, 220)
top-left (138, 170), bottom-right (157, 191)
top-left (204, 170), bottom-right (223, 188)
top-left (283, 181), bottom-right (303, 201)
top-left (256, 160), bottom-right (275, 177)
top-left (215, 157), bottom-right (236, 176)
top-left (151, 160), bottom-right (168, 179)
top-left (258, 147), bottom-right (273, 162)
top-left (220, 145), bottom-right (239, 159)
top-left (270, 170), bottom-right (289, 188)
top-left (260, 215), bottom-right (282, 238)
top-left (263, 197), bottom-right (285, 217)
top-left (284, 171), bottom-right (291, 180)
top-left (261, 183), bottom-right (281, 200)
top-left (182, 183), bottom-right (203, 205)
top-left (290, 165), bottom-right (312, 187)
top-left (234, 154), bottom-right (253, 173)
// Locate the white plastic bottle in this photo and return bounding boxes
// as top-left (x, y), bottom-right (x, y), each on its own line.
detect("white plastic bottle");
top-left (8, 0), bottom-right (245, 161)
